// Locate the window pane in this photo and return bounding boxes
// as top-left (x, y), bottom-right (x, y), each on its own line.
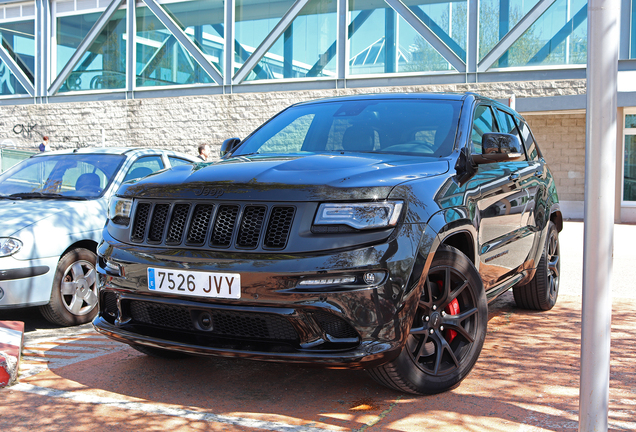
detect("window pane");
top-left (136, 6), bottom-right (215, 87)
top-left (472, 105), bottom-right (497, 154)
top-left (0, 17), bottom-right (35, 82)
top-left (625, 114), bottom-right (636, 129)
top-left (160, 0), bottom-right (224, 77)
top-left (124, 156), bottom-right (164, 182)
top-left (625, 135), bottom-right (636, 202)
top-left (349, 1), bottom-right (454, 76)
top-left (56, 10), bottom-right (126, 92)
top-left (404, 0), bottom-right (467, 62)
top-left (478, 0), bottom-right (540, 63)
top-left (496, 0), bottom-right (587, 67)
top-left (243, 0), bottom-right (338, 81)
top-left (0, 59), bottom-right (29, 95)
top-left (234, 0), bottom-right (295, 79)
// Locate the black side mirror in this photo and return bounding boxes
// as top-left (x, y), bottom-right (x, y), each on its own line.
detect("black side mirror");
top-left (472, 133), bottom-right (523, 164)
top-left (220, 138), bottom-right (241, 158)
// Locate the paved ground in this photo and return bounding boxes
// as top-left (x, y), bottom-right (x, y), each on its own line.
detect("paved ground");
top-left (0, 221), bottom-right (634, 431)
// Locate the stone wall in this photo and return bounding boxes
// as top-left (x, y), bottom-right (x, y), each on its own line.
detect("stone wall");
top-left (0, 78), bottom-right (587, 201)
top-left (525, 113), bottom-right (586, 202)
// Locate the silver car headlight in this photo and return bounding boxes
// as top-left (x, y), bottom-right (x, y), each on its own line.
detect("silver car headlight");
top-left (0, 237), bottom-right (22, 257)
top-left (108, 196), bottom-right (133, 225)
top-left (313, 201), bottom-right (403, 230)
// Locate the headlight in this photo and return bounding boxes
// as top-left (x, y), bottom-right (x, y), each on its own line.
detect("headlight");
top-left (108, 197), bottom-right (133, 225)
top-left (313, 201), bottom-right (403, 230)
top-left (0, 238), bottom-right (22, 257)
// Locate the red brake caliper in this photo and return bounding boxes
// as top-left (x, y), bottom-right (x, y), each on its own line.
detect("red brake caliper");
top-left (444, 299), bottom-right (460, 343)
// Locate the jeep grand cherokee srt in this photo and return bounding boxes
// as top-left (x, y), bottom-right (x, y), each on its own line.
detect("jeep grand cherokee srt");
top-left (94, 93), bottom-right (561, 394)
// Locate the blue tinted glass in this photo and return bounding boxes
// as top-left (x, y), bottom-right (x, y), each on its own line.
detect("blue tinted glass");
top-left (0, 18), bottom-right (35, 82)
top-left (243, 0), bottom-right (338, 81)
top-left (499, 0), bottom-right (587, 67)
top-left (625, 135), bottom-right (636, 201)
top-left (136, 6), bottom-right (214, 87)
top-left (479, 0), bottom-right (540, 62)
top-left (349, 1), bottom-right (453, 75)
top-left (404, 0), bottom-right (468, 62)
top-left (160, 0), bottom-right (224, 77)
top-left (0, 59), bottom-right (29, 96)
top-left (57, 10), bottom-right (126, 93)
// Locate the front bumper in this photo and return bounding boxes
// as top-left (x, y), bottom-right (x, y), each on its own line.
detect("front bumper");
top-left (94, 223), bottom-right (426, 369)
top-left (0, 256), bottom-right (57, 308)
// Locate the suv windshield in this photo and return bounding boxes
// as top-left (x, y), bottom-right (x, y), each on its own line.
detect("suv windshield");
top-left (0, 154), bottom-right (126, 199)
top-left (234, 98), bottom-right (462, 158)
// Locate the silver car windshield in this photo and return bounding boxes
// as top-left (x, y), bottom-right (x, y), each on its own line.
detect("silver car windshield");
top-left (0, 154), bottom-right (126, 199)
top-left (234, 99), bottom-right (462, 158)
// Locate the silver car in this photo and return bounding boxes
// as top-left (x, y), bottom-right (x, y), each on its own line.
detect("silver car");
top-left (0, 147), bottom-right (198, 326)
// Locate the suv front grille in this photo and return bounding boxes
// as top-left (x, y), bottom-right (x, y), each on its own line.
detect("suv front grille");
top-left (130, 200), bottom-right (295, 251)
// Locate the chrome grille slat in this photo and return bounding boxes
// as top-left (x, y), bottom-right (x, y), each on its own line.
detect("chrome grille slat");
top-left (129, 201), bottom-right (294, 251)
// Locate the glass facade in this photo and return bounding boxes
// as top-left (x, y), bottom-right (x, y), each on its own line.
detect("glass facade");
top-left (56, 9), bottom-right (126, 92)
top-left (160, 0), bottom-right (224, 77)
top-left (625, 115), bottom-right (636, 203)
top-left (348, 1), bottom-right (453, 75)
top-left (137, 6), bottom-right (214, 87)
top-left (498, 0), bottom-right (587, 67)
top-left (0, 2), bottom-right (34, 95)
top-left (243, 0), bottom-right (338, 81)
top-left (0, 0), bottom-right (634, 98)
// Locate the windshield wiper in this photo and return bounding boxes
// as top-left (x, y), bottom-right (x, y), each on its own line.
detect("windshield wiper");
top-left (6, 192), bottom-right (88, 200)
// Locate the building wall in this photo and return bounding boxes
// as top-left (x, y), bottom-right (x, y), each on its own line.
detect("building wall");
top-left (0, 79), bottom-right (587, 213)
top-left (525, 113), bottom-right (586, 203)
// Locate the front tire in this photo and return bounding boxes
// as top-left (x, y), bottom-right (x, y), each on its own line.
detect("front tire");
top-left (368, 245), bottom-right (487, 395)
top-left (39, 248), bottom-right (99, 326)
top-left (513, 221), bottom-right (560, 311)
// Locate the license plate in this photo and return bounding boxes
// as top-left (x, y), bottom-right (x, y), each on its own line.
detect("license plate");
top-left (147, 268), bottom-right (241, 299)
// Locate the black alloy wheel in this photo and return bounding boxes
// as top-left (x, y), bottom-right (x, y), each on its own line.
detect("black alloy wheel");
top-left (513, 221), bottom-right (560, 311)
top-left (368, 245), bottom-right (487, 394)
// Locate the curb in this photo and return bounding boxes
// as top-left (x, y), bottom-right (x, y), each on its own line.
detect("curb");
top-left (0, 321), bottom-right (24, 388)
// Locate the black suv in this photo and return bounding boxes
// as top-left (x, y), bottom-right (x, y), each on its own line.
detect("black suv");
top-left (95, 93), bottom-right (561, 394)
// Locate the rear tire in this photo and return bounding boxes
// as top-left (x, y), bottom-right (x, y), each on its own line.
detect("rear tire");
top-left (39, 248), bottom-right (99, 326)
top-left (368, 245), bottom-right (487, 395)
top-left (513, 221), bottom-right (560, 311)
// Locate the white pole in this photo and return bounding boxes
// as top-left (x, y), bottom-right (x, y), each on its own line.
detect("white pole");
top-left (579, 0), bottom-right (619, 429)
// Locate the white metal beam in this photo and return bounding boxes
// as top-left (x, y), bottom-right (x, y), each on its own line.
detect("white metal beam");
top-left (477, 0), bottom-right (556, 72)
top-left (233, 0), bottom-right (311, 84)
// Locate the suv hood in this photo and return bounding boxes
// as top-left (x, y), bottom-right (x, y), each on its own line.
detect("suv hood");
top-left (118, 153), bottom-right (450, 201)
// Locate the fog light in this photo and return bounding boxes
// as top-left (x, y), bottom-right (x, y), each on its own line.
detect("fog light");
top-left (364, 273), bottom-right (376, 285)
top-left (0, 287), bottom-right (4, 300)
top-left (298, 276), bottom-right (355, 286)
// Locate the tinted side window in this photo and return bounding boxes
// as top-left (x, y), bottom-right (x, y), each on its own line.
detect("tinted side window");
top-left (517, 119), bottom-right (541, 161)
top-left (123, 156), bottom-right (165, 182)
top-left (495, 108), bottom-right (526, 160)
top-left (472, 105), bottom-right (498, 154)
